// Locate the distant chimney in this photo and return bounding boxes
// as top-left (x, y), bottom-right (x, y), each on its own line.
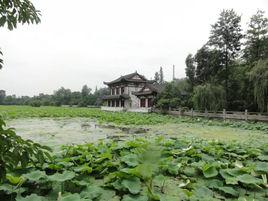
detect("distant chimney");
top-left (173, 65), bottom-right (175, 80)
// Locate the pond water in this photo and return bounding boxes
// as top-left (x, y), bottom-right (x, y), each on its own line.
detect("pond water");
top-left (6, 118), bottom-right (148, 150)
top-left (6, 118), bottom-right (268, 150)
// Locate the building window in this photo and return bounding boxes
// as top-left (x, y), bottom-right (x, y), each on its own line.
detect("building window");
top-left (140, 99), bottom-right (146, 107)
top-left (121, 87), bottom-right (124, 94)
top-left (111, 88), bottom-right (115, 95)
top-left (108, 100), bottom-right (111, 107)
top-left (121, 100), bottom-right (124, 107)
top-left (112, 100), bottom-right (115, 107)
top-left (116, 88), bottom-right (120, 95)
top-left (148, 98), bottom-right (153, 107)
top-left (116, 100), bottom-right (120, 107)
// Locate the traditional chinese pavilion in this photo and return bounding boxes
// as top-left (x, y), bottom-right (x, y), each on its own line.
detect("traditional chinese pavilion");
top-left (101, 72), bottom-right (160, 112)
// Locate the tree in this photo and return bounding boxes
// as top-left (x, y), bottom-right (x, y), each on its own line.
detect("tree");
top-left (208, 9), bottom-right (243, 102)
top-left (95, 87), bottom-right (109, 106)
top-left (156, 82), bottom-right (180, 110)
top-left (244, 10), bottom-right (268, 64)
top-left (80, 85), bottom-right (92, 106)
top-left (154, 72), bottom-right (160, 83)
top-left (194, 46), bottom-right (223, 84)
top-left (81, 85), bottom-right (91, 98)
top-left (159, 67), bottom-right (164, 84)
top-left (70, 91), bottom-right (81, 105)
top-left (0, 0), bottom-right (41, 69)
top-left (249, 59), bottom-right (268, 112)
top-left (53, 87), bottom-right (72, 106)
top-left (156, 80), bottom-right (192, 110)
top-left (192, 84), bottom-right (225, 111)
top-left (0, 90), bottom-right (5, 104)
top-left (185, 54), bottom-right (195, 87)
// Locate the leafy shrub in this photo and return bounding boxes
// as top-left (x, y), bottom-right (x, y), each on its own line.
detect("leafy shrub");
top-left (1, 137), bottom-right (268, 200)
top-left (0, 117), bottom-right (51, 183)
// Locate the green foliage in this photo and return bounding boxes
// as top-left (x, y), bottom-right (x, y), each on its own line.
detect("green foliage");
top-left (185, 10), bottom-right (267, 112)
top-left (30, 101), bottom-right (41, 107)
top-left (249, 59), bottom-right (268, 112)
top-left (244, 10), bottom-right (268, 63)
top-left (192, 84), bottom-right (225, 111)
top-left (208, 9), bottom-right (243, 101)
top-left (194, 46), bottom-right (223, 84)
top-left (1, 86), bottom-right (109, 107)
top-left (185, 54), bottom-right (195, 87)
top-left (0, 137), bottom-right (267, 200)
top-left (0, 0), bottom-right (41, 30)
top-left (156, 80), bottom-right (191, 110)
top-left (0, 117), bottom-right (51, 183)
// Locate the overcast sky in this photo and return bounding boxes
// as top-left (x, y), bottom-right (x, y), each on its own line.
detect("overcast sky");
top-left (0, 0), bottom-right (267, 96)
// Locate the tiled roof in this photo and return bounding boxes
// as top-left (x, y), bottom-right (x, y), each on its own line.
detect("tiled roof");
top-left (132, 83), bottom-right (162, 96)
top-left (103, 72), bottom-right (153, 85)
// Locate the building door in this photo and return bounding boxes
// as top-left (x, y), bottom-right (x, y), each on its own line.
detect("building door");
top-left (140, 99), bottom-right (146, 107)
top-left (148, 98), bottom-right (153, 107)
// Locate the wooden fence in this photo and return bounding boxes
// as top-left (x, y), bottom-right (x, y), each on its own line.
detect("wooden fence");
top-left (158, 108), bottom-right (268, 122)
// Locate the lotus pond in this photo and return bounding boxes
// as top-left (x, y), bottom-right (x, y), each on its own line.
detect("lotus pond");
top-left (0, 106), bottom-right (268, 201)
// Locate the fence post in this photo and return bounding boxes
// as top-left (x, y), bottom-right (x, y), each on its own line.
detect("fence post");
top-left (223, 109), bottom-right (226, 120)
top-left (245, 109), bottom-right (248, 121)
top-left (191, 108), bottom-right (193, 118)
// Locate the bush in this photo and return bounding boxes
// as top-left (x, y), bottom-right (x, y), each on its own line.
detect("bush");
top-left (30, 101), bottom-right (41, 107)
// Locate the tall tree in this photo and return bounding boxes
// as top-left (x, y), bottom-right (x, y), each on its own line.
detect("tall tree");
top-left (80, 85), bottom-right (92, 106)
top-left (244, 10), bottom-right (268, 64)
top-left (185, 54), bottom-right (195, 86)
top-left (208, 9), bottom-right (243, 103)
top-left (159, 67), bottom-right (164, 84)
top-left (81, 85), bottom-right (91, 98)
top-left (154, 72), bottom-right (160, 83)
top-left (194, 46), bottom-right (223, 84)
